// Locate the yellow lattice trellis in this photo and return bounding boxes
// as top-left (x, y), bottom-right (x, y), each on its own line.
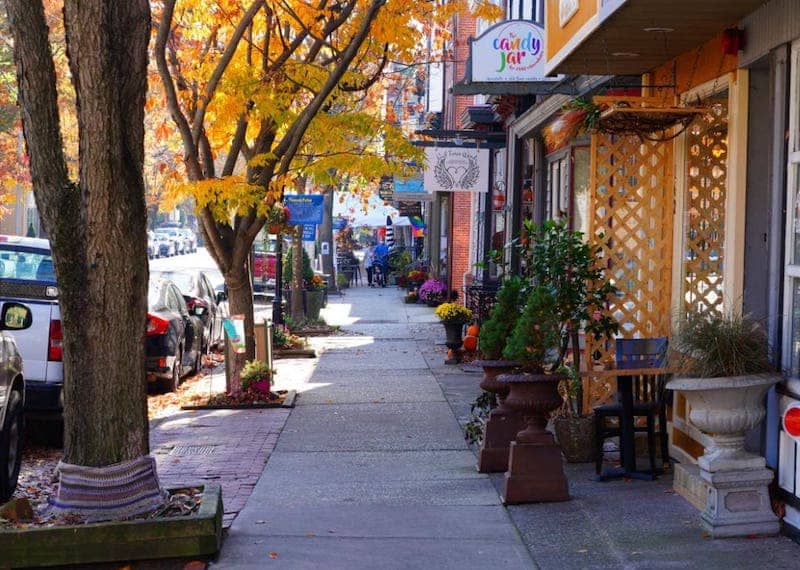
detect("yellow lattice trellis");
top-left (583, 133), bottom-right (674, 411)
top-left (682, 98), bottom-right (728, 314)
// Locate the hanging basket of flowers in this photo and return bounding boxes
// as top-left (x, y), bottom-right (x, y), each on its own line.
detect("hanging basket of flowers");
top-left (266, 202), bottom-right (291, 234)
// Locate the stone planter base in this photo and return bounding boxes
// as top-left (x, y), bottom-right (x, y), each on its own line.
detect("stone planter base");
top-left (0, 485), bottom-right (222, 567)
top-left (477, 408), bottom-right (525, 473)
top-left (502, 437), bottom-right (569, 504)
top-left (700, 468), bottom-right (779, 538)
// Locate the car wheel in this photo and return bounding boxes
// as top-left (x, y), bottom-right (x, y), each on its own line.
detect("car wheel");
top-left (0, 390), bottom-right (24, 503)
top-left (165, 348), bottom-right (183, 393)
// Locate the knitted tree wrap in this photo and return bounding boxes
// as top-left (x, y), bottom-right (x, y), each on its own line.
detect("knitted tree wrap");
top-left (51, 456), bottom-right (166, 521)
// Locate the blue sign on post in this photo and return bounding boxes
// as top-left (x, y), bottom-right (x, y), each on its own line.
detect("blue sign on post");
top-left (285, 194), bottom-right (324, 225)
top-left (332, 217), bottom-right (347, 231)
top-left (302, 224), bottom-right (316, 242)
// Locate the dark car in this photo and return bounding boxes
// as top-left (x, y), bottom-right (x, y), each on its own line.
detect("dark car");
top-left (151, 269), bottom-right (225, 353)
top-left (146, 278), bottom-right (204, 392)
top-left (0, 301), bottom-right (33, 502)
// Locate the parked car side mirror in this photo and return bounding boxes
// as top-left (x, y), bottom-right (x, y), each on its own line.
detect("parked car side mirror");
top-left (216, 291), bottom-right (227, 303)
top-left (0, 302), bottom-right (32, 330)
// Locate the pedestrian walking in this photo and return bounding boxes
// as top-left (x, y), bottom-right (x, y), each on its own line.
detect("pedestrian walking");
top-left (364, 243), bottom-right (375, 286)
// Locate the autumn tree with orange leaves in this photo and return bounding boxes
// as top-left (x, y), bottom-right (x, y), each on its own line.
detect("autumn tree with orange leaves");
top-left (153, 0), bottom-right (502, 390)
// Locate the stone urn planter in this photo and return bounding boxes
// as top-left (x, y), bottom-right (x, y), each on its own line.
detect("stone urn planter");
top-left (667, 373), bottom-right (781, 538)
top-left (472, 360), bottom-right (524, 473)
top-left (499, 372), bottom-right (569, 504)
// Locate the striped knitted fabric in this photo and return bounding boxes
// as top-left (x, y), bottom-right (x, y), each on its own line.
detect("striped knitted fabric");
top-left (51, 456), bottom-right (167, 521)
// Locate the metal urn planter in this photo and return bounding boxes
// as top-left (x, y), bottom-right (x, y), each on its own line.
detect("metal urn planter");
top-left (442, 321), bottom-right (465, 364)
top-left (667, 373), bottom-right (781, 538)
top-left (473, 360), bottom-right (524, 473)
top-left (500, 372), bottom-right (569, 504)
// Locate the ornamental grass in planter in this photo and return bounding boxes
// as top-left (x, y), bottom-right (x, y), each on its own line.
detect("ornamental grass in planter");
top-left (666, 310), bottom-right (781, 538)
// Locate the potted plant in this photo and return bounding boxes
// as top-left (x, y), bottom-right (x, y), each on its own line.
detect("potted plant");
top-left (468, 276), bottom-right (527, 467)
top-left (304, 275), bottom-right (326, 321)
top-left (419, 278), bottom-right (447, 306)
top-left (498, 285), bottom-right (569, 503)
top-left (666, 310), bottom-right (781, 538)
top-left (517, 218), bottom-right (618, 462)
top-left (434, 302), bottom-right (472, 364)
top-left (240, 359), bottom-right (275, 396)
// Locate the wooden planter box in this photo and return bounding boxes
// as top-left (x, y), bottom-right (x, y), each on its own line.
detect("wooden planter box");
top-left (0, 485), bottom-right (222, 567)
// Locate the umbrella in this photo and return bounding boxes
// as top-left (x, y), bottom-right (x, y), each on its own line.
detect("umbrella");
top-left (385, 215), bottom-right (395, 248)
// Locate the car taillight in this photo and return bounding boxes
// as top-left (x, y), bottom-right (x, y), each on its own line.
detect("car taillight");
top-left (147, 314), bottom-right (170, 336)
top-left (48, 320), bottom-right (63, 361)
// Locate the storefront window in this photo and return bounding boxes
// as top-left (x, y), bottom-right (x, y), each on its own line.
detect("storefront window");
top-left (572, 146), bottom-right (590, 237)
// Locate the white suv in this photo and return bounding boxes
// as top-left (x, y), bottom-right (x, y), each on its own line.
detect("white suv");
top-left (0, 236), bottom-right (62, 416)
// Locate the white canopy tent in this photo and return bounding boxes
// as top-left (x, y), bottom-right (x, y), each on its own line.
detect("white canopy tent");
top-left (333, 191), bottom-right (411, 227)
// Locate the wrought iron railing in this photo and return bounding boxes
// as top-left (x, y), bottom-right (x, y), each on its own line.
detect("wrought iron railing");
top-left (464, 282), bottom-right (500, 324)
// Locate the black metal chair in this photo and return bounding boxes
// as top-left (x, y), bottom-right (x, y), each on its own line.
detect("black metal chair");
top-left (594, 337), bottom-right (670, 475)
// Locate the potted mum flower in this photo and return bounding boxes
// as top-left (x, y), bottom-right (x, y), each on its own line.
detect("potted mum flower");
top-left (435, 302), bottom-right (472, 364)
top-left (419, 278), bottom-right (447, 306)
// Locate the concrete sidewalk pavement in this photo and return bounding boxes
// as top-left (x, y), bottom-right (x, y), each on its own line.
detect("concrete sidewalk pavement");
top-left (214, 283), bottom-right (800, 569)
top-left (215, 284), bottom-right (534, 569)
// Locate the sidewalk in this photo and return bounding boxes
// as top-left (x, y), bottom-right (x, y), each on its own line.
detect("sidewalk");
top-left (213, 283), bottom-right (800, 569)
top-left (215, 284), bottom-right (534, 568)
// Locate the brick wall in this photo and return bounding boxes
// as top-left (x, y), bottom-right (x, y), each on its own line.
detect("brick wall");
top-left (447, 13), bottom-right (477, 297)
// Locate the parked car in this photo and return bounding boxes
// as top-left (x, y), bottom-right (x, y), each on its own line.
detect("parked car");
top-left (147, 230), bottom-right (158, 259)
top-left (253, 234), bottom-right (279, 293)
top-left (0, 301), bottom-right (32, 502)
top-left (177, 228), bottom-right (197, 253)
top-left (153, 232), bottom-right (175, 257)
top-left (151, 269), bottom-right (226, 352)
top-left (155, 228), bottom-right (185, 255)
top-left (0, 236), bottom-right (62, 416)
top-left (146, 277), bottom-right (204, 392)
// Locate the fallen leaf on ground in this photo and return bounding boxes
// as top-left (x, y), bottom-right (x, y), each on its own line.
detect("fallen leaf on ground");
top-left (183, 561), bottom-right (207, 570)
top-left (305, 532), bottom-right (316, 538)
top-left (269, 551), bottom-right (279, 559)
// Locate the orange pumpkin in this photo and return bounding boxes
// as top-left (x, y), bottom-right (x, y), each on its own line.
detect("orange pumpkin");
top-left (463, 335), bottom-right (478, 352)
top-left (466, 324), bottom-right (480, 337)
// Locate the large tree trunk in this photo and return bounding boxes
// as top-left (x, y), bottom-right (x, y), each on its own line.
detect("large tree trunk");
top-left (224, 257), bottom-right (256, 394)
top-left (290, 230), bottom-right (304, 323)
top-left (7, 0), bottom-right (159, 516)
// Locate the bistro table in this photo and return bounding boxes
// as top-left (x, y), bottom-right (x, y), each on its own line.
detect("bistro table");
top-left (580, 364), bottom-right (673, 481)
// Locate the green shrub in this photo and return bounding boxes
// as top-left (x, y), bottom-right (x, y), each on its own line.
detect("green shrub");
top-left (283, 247), bottom-right (314, 284)
top-left (503, 285), bottom-right (560, 373)
top-left (478, 277), bottom-right (523, 360)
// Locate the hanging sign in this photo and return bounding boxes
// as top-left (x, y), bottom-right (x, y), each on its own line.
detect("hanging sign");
top-left (470, 20), bottom-right (556, 83)
top-left (379, 176), bottom-right (394, 201)
top-left (285, 194), bottom-right (324, 225)
top-left (423, 147), bottom-right (490, 193)
top-left (332, 216), bottom-right (347, 231)
top-left (302, 224), bottom-right (316, 242)
top-left (397, 201), bottom-right (422, 217)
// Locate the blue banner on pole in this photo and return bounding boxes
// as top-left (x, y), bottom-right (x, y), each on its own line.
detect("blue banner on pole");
top-left (302, 224), bottom-right (316, 242)
top-left (285, 194), bottom-right (324, 225)
top-left (332, 217), bottom-right (347, 231)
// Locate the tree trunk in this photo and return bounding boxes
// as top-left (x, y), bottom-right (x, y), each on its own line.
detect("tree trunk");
top-left (224, 259), bottom-right (255, 394)
top-left (290, 229), bottom-right (304, 323)
top-left (6, 0), bottom-right (160, 517)
top-left (320, 188), bottom-right (335, 279)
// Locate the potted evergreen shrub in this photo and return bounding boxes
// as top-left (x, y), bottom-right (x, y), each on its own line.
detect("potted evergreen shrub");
top-left (517, 218), bottom-right (618, 463)
top-left (472, 276), bottom-right (524, 472)
top-left (666, 310), bottom-right (781, 538)
top-left (498, 285), bottom-right (569, 503)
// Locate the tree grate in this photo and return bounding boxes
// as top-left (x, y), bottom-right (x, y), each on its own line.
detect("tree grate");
top-left (170, 445), bottom-right (216, 456)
